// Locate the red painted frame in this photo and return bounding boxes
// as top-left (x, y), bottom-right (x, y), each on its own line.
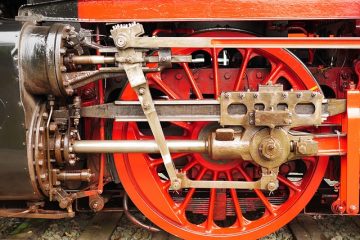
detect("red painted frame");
top-left (78, 0), bottom-right (360, 22)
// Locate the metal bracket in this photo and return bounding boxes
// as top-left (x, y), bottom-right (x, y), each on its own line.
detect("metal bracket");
top-left (177, 168), bottom-right (279, 191)
top-left (220, 84), bottom-right (324, 128)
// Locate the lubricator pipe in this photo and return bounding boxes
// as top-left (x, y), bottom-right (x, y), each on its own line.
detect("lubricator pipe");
top-left (72, 140), bottom-right (207, 153)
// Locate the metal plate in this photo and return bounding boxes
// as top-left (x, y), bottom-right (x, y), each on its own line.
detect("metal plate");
top-left (0, 20), bottom-right (40, 200)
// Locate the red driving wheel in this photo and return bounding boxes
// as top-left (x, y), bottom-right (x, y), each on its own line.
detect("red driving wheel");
top-left (112, 30), bottom-right (329, 240)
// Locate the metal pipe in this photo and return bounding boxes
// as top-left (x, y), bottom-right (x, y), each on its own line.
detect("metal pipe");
top-left (71, 55), bottom-right (115, 64)
top-left (72, 140), bottom-right (207, 153)
top-left (123, 193), bottom-right (160, 232)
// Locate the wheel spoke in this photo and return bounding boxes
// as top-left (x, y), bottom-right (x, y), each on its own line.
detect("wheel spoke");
top-left (234, 49), bottom-right (252, 91)
top-left (163, 180), bottom-right (171, 190)
top-left (281, 72), bottom-right (302, 90)
top-left (148, 73), bottom-right (180, 99)
top-left (262, 62), bottom-right (283, 85)
top-left (277, 175), bottom-right (302, 193)
top-left (181, 63), bottom-right (203, 99)
top-left (150, 153), bottom-right (190, 167)
top-left (226, 171), bottom-right (245, 227)
top-left (236, 167), bottom-right (275, 215)
top-left (179, 168), bottom-right (207, 211)
top-left (206, 171), bottom-right (219, 230)
top-left (211, 48), bottom-right (220, 98)
top-left (182, 160), bottom-right (197, 172)
top-left (138, 135), bottom-right (189, 140)
top-left (171, 121), bottom-right (192, 131)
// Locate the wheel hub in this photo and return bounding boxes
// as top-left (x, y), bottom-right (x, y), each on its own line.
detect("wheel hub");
top-left (250, 128), bottom-right (290, 169)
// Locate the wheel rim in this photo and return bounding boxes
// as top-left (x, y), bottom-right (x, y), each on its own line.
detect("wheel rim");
top-left (112, 30), bottom-right (328, 240)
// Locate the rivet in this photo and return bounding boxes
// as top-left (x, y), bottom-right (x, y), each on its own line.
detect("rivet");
top-left (224, 72), bottom-right (231, 80)
top-left (175, 73), bottom-right (183, 80)
top-left (256, 72), bottom-right (263, 79)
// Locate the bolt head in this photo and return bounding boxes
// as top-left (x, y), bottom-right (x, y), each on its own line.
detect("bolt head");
top-left (267, 182), bottom-right (277, 191)
top-left (349, 205), bottom-right (358, 214)
top-left (298, 144), bottom-right (307, 154)
top-left (224, 92), bottom-right (231, 99)
top-left (60, 66), bottom-right (67, 72)
top-left (116, 36), bottom-right (127, 48)
top-left (171, 179), bottom-right (182, 190)
top-left (138, 87), bottom-right (145, 95)
top-left (337, 205), bottom-right (345, 213)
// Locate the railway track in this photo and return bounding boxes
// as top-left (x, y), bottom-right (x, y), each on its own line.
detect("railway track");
top-left (1, 212), bottom-right (359, 240)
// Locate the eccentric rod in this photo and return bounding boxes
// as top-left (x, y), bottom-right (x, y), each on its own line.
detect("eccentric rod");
top-left (72, 140), bottom-right (207, 153)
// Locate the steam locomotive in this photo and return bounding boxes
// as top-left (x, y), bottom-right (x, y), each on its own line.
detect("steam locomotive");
top-left (0, 0), bottom-right (359, 239)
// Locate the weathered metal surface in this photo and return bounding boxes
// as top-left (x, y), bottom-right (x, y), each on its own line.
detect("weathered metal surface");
top-left (81, 100), bottom-right (220, 121)
top-left (102, 37), bottom-right (360, 50)
top-left (17, 0), bottom-right (360, 22)
top-left (19, 0), bottom-right (78, 21)
top-left (20, 23), bottom-right (81, 96)
top-left (80, 98), bottom-right (345, 122)
top-left (220, 85), bottom-right (324, 128)
top-left (0, 21), bottom-right (41, 200)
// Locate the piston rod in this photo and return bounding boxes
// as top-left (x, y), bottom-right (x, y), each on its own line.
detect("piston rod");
top-left (72, 137), bottom-right (344, 157)
top-left (72, 140), bottom-right (207, 153)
